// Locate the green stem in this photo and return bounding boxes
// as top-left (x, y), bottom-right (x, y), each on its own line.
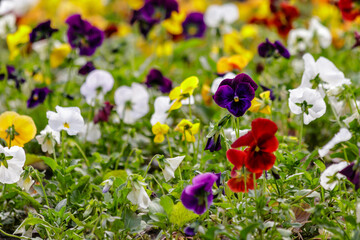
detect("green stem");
top-left (290, 185), bottom-right (321, 204)
top-left (61, 131), bottom-right (66, 168)
top-left (167, 135), bottom-right (173, 158)
top-left (0, 228), bottom-right (30, 239)
top-left (298, 114), bottom-right (304, 152)
top-left (34, 170), bottom-right (49, 207)
top-left (188, 102), bottom-right (192, 119)
top-left (144, 154), bottom-right (160, 178)
top-left (72, 140), bottom-right (90, 167)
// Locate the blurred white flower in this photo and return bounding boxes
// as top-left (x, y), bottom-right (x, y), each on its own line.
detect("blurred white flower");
top-left (31, 39), bottom-right (49, 60)
top-left (223, 128), bottom-right (250, 143)
top-left (47, 106), bottom-right (85, 135)
top-left (79, 122), bottom-right (101, 143)
top-left (127, 181), bottom-right (150, 209)
top-left (288, 29), bottom-right (313, 55)
top-left (80, 70), bottom-right (114, 106)
top-left (17, 175), bottom-right (35, 193)
top-left (320, 161), bottom-right (348, 190)
top-left (288, 87), bottom-right (326, 125)
top-left (0, 146), bottom-right (26, 184)
top-left (0, 14), bottom-right (16, 38)
top-left (204, 3), bottom-right (239, 28)
top-left (36, 125), bottom-right (61, 154)
top-left (309, 18), bottom-right (332, 49)
top-left (163, 156), bottom-right (185, 182)
top-left (114, 83), bottom-right (149, 124)
top-left (319, 128), bottom-right (352, 157)
top-left (150, 96), bottom-right (171, 126)
top-left (211, 72), bottom-right (236, 94)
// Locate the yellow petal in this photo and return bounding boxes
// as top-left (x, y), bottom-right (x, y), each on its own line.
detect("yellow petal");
top-left (13, 115), bottom-right (37, 147)
top-left (169, 87), bottom-right (181, 100)
top-left (259, 106), bottom-right (272, 115)
top-left (169, 100), bottom-right (182, 111)
top-left (152, 122), bottom-right (162, 135)
top-left (50, 43), bottom-right (72, 68)
top-left (180, 76), bottom-right (199, 95)
top-left (191, 123), bottom-right (200, 135)
top-left (154, 134), bottom-right (165, 143)
top-left (7, 25), bottom-right (31, 60)
top-left (216, 57), bottom-right (232, 74)
top-left (248, 98), bottom-right (261, 112)
top-left (184, 131), bottom-right (195, 142)
top-left (0, 112), bottom-right (19, 140)
top-left (259, 91), bottom-right (270, 100)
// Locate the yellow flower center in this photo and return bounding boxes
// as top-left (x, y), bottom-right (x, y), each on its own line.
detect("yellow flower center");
top-left (33, 94), bottom-right (39, 101)
top-left (234, 96), bottom-right (239, 102)
top-left (187, 26), bottom-right (198, 35)
top-left (255, 146), bottom-right (260, 152)
top-left (64, 122), bottom-right (70, 129)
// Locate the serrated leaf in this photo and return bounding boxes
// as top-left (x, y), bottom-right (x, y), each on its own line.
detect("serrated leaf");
top-left (169, 202), bottom-right (198, 227)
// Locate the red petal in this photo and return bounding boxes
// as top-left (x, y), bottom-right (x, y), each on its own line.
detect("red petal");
top-left (251, 118), bottom-right (278, 141)
top-left (259, 136), bottom-right (279, 152)
top-left (227, 178), bottom-right (245, 193)
top-left (231, 131), bottom-right (255, 148)
top-left (226, 149), bottom-right (246, 169)
top-left (245, 151), bottom-right (276, 173)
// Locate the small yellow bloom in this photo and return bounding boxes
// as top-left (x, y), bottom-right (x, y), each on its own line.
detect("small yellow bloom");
top-left (152, 122), bottom-right (170, 143)
top-left (0, 112), bottom-right (37, 147)
top-left (33, 73), bottom-right (51, 85)
top-left (7, 25), bottom-right (32, 60)
top-left (201, 84), bottom-right (212, 106)
top-left (50, 43), bottom-right (72, 68)
top-left (248, 91), bottom-right (272, 114)
top-left (175, 119), bottom-right (200, 142)
top-left (155, 41), bottom-right (173, 57)
top-left (169, 76), bottom-right (199, 111)
top-left (163, 11), bottom-right (186, 35)
top-left (216, 55), bottom-right (251, 75)
top-left (124, 0), bottom-right (145, 10)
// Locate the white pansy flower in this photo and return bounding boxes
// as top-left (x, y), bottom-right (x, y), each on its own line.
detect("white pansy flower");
top-left (17, 175), bottom-right (35, 193)
top-left (32, 39), bottom-right (49, 61)
top-left (79, 122), bottom-right (101, 143)
top-left (163, 156), bottom-right (185, 182)
top-left (80, 70), bottom-right (114, 106)
top-left (204, 4), bottom-right (239, 28)
top-left (114, 83), bottom-right (149, 124)
top-left (319, 128), bottom-right (352, 157)
top-left (288, 87), bottom-right (326, 125)
top-left (47, 106), bottom-right (85, 135)
top-left (150, 96), bottom-right (171, 126)
top-left (0, 14), bottom-right (16, 38)
top-left (211, 72), bottom-right (236, 94)
top-left (35, 125), bottom-right (60, 154)
top-left (309, 18), bottom-right (332, 49)
top-left (320, 162), bottom-right (348, 190)
top-left (12, 0), bottom-right (39, 16)
top-left (0, 146), bottom-right (26, 184)
top-left (127, 181), bottom-right (151, 209)
top-left (288, 29), bottom-right (313, 55)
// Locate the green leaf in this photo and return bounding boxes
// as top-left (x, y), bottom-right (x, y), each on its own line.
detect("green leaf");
top-left (13, 188), bottom-right (42, 211)
top-left (169, 202), bottom-right (198, 227)
top-left (314, 160), bottom-right (326, 172)
top-left (160, 195), bottom-right (174, 216)
top-left (55, 198), bottom-right (67, 212)
top-left (40, 156), bottom-right (58, 171)
top-left (26, 154), bottom-right (44, 166)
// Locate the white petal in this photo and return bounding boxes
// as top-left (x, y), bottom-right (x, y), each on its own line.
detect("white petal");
top-left (319, 128), bottom-right (352, 157)
top-left (320, 162), bottom-right (348, 190)
top-left (222, 3), bottom-right (239, 24)
top-left (300, 53), bottom-right (317, 88)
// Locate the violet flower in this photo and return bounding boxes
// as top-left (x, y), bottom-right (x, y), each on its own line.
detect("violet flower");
top-left (352, 31), bottom-right (360, 49)
top-left (184, 226), bottom-right (196, 236)
top-left (339, 162), bottom-right (360, 190)
top-left (27, 87), bottom-right (51, 108)
top-left (66, 14), bottom-right (104, 56)
top-left (78, 61), bottom-right (96, 75)
top-left (204, 134), bottom-right (221, 152)
top-left (145, 68), bottom-right (172, 93)
top-left (0, 66), bottom-right (25, 89)
top-left (94, 101), bottom-right (114, 124)
top-left (213, 73), bottom-right (257, 117)
top-left (182, 12), bottom-right (206, 39)
top-left (131, 0), bottom-right (178, 37)
top-left (29, 20), bottom-right (58, 43)
top-left (258, 38), bottom-right (290, 59)
top-left (181, 173), bottom-right (218, 215)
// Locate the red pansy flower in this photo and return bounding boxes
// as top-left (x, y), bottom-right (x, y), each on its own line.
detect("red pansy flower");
top-left (231, 118), bottom-right (278, 173)
top-left (338, 0), bottom-right (360, 21)
top-left (226, 149), bottom-right (262, 193)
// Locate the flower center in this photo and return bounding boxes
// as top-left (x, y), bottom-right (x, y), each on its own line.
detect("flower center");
top-left (255, 146), bottom-right (260, 152)
top-left (187, 25), bottom-right (198, 36)
top-left (0, 153), bottom-right (12, 169)
top-left (234, 96), bottom-right (240, 102)
top-left (33, 93), bottom-right (39, 101)
top-left (63, 122), bottom-right (70, 128)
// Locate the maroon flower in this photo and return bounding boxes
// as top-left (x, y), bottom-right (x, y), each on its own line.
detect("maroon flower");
top-left (145, 68), bottom-right (172, 93)
top-left (29, 20), bottom-right (58, 43)
top-left (94, 102), bottom-right (114, 124)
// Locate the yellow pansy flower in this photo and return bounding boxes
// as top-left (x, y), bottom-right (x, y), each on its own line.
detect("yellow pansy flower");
top-left (50, 43), bottom-right (72, 68)
top-left (152, 122), bottom-right (170, 143)
top-left (223, 31), bottom-right (255, 56)
top-left (124, 0), bottom-right (145, 10)
top-left (7, 25), bottom-right (32, 60)
top-left (0, 112), bottom-right (37, 147)
top-left (163, 11), bottom-right (186, 35)
top-left (248, 91), bottom-right (272, 115)
top-left (216, 55), bottom-right (251, 75)
top-left (201, 84), bottom-right (212, 106)
top-left (169, 76), bottom-right (199, 111)
top-left (175, 119), bottom-right (200, 142)
top-left (33, 73), bottom-right (51, 85)
top-left (155, 41), bottom-right (174, 57)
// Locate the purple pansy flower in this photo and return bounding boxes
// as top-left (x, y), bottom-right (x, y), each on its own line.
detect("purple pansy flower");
top-left (66, 14), bottom-right (104, 56)
top-left (181, 173), bottom-right (218, 215)
top-left (258, 38), bottom-right (290, 59)
top-left (182, 12), bottom-right (206, 39)
top-left (213, 73), bottom-right (257, 117)
top-left (78, 61), bottom-right (96, 75)
top-left (131, 0), bottom-right (178, 37)
top-left (0, 66), bottom-right (25, 89)
top-left (145, 68), bottom-right (172, 93)
top-left (27, 87), bottom-right (51, 108)
top-left (94, 101), bottom-right (114, 124)
top-left (29, 20), bottom-right (58, 43)
top-left (339, 162), bottom-right (360, 190)
top-left (352, 31), bottom-right (360, 49)
top-left (184, 226), bottom-right (196, 236)
top-left (204, 134), bottom-right (221, 152)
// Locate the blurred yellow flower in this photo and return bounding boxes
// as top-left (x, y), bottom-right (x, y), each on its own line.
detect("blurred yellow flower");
top-left (0, 112), bottom-right (37, 147)
top-left (50, 43), bottom-right (72, 68)
top-left (155, 41), bottom-right (174, 57)
top-left (7, 25), bottom-right (32, 60)
top-left (313, 3), bottom-right (342, 28)
top-left (169, 76), bottom-right (199, 111)
top-left (201, 84), bottom-right (212, 106)
top-left (175, 119), bottom-right (199, 142)
top-left (124, 0), bottom-right (145, 10)
top-left (216, 55), bottom-right (251, 75)
top-left (238, 0), bottom-right (270, 22)
top-left (223, 30), bottom-right (255, 56)
top-left (152, 122), bottom-right (170, 143)
top-left (118, 23), bottom-right (132, 37)
top-left (33, 73), bottom-right (51, 85)
top-left (163, 11), bottom-right (186, 35)
top-left (248, 91), bottom-right (272, 114)
top-left (240, 24), bottom-right (259, 39)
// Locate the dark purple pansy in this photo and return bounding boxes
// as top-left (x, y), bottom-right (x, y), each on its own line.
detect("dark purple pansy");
top-left (66, 14), bottom-right (104, 56)
top-left (352, 31), bottom-right (360, 49)
top-left (29, 20), bottom-right (58, 43)
top-left (213, 73), bottom-right (257, 117)
top-left (182, 12), bottom-right (206, 39)
top-left (181, 172), bottom-right (218, 215)
top-left (131, 0), bottom-right (179, 37)
top-left (260, 84), bottom-right (275, 101)
top-left (0, 65), bottom-right (25, 89)
top-left (184, 226), bottom-right (196, 236)
top-left (145, 68), bottom-right (172, 93)
top-left (204, 134), bottom-right (221, 152)
top-left (78, 61), bottom-right (96, 75)
top-left (339, 162), bottom-right (360, 190)
top-left (27, 87), bottom-right (51, 108)
top-left (258, 38), bottom-right (290, 59)
top-left (94, 101), bottom-right (114, 124)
